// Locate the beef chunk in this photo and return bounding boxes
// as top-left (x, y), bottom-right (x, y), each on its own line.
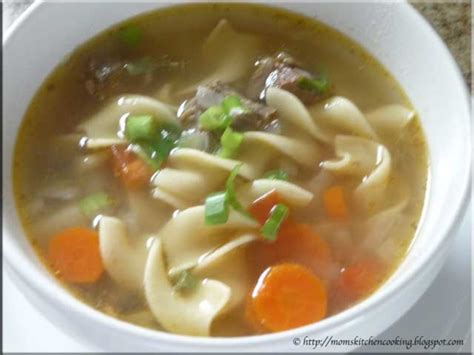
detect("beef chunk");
top-left (177, 82), bottom-right (277, 132)
top-left (83, 56), bottom-right (173, 100)
top-left (177, 97), bottom-right (201, 129)
top-left (246, 52), bottom-right (329, 104)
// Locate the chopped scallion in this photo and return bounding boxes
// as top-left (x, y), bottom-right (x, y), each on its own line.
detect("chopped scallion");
top-left (261, 203), bottom-right (289, 241)
top-left (199, 106), bottom-right (230, 131)
top-left (204, 165), bottom-right (255, 225)
top-left (125, 115), bottom-right (158, 142)
top-left (205, 192), bottom-right (229, 225)
top-left (225, 165), bottom-right (253, 218)
top-left (156, 128), bottom-right (180, 160)
top-left (79, 192), bottom-right (114, 218)
top-left (119, 25), bottom-right (142, 47)
top-left (264, 170), bottom-right (289, 181)
top-left (159, 122), bottom-right (183, 137)
top-left (222, 95), bottom-right (248, 116)
top-left (225, 164), bottom-right (241, 209)
top-left (173, 270), bottom-right (199, 293)
top-left (198, 95), bottom-right (248, 132)
top-left (133, 144), bottom-right (161, 171)
top-left (297, 76), bottom-right (330, 94)
top-left (129, 122), bottom-right (181, 171)
top-left (219, 127), bottom-right (244, 159)
top-left (135, 137), bottom-right (173, 171)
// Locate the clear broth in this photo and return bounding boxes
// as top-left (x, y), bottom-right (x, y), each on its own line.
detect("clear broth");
top-left (14, 3), bottom-right (428, 336)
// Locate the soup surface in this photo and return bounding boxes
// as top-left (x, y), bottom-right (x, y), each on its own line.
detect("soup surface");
top-left (14, 3), bottom-right (428, 337)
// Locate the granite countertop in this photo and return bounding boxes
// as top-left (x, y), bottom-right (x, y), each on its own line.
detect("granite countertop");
top-left (411, 1), bottom-right (471, 87)
top-left (3, 1), bottom-right (471, 86)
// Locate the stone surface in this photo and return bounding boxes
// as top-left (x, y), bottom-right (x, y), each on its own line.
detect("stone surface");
top-left (411, 1), bottom-right (471, 87)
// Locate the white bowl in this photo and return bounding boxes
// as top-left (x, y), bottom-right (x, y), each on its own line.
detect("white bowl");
top-left (3, 1), bottom-right (471, 352)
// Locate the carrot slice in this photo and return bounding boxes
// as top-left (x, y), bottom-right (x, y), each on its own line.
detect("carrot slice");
top-left (247, 263), bottom-right (327, 332)
top-left (111, 145), bottom-right (152, 189)
top-left (48, 227), bottom-right (104, 284)
top-left (244, 292), bottom-right (266, 334)
top-left (323, 185), bottom-right (348, 220)
top-left (247, 223), bottom-right (333, 278)
top-left (278, 223), bottom-right (333, 275)
top-left (247, 192), bottom-right (334, 277)
top-left (338, 258), bottom-right (385, 299)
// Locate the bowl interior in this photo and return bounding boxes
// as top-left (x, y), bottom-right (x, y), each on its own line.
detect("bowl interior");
top-left (3, 1), bottom-right (470, 350)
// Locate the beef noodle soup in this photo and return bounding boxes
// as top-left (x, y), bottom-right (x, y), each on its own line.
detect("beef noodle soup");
top-left (13, 3), bottom-right (428, 337)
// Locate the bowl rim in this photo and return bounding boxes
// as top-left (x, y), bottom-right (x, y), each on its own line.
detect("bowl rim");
top-left (3, 0), bottom-right (471, 349)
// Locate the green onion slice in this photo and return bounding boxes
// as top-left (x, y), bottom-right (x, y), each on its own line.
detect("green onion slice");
top-left (205, 191), bottom-right (229, 225)
top-left (263, 170), bottom-right (289, 181)
top-left (198, 95), bottom-right (248, 131)
top-left (79, 192), bottom-right (114, 218)
top-left (297, 76), bottom-right (330, 94)
top-left (225, 165), bottom-right (241, 209)
top-left (133, 144), bottom-right (161, 171)
top-left (154, 126), bottom-right (181, 160)
top-left (222, 95), bottom-right (248, 116)
top-left (219, 127), bottom-right (244, 159)
top-left (129, 122), bottom-right (181, 171)
top-left (261, 203), bottom-right (289, 241)
top-left (225, 165), bottom-right (254, 218)
top-left (125, 115), bottom-right (158, 142)
top-left (204, 165), bottom-right (255, 225)
top-left (199, 106), bottom-right (231, 131)
top-left (119, 25), bottom-right (142, 47)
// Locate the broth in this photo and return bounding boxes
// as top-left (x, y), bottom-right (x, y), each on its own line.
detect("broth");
top-left (14, 3), bottom-right (428, 337)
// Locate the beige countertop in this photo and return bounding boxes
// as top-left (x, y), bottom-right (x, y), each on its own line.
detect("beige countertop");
top-left (4, 1), bottom-right (471, 86)
top-left (411, 1), bottom-right (471, 87)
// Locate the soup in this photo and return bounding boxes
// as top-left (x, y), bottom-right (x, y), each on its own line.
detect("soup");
top-left (13, 3), bottom-right (428, 337)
